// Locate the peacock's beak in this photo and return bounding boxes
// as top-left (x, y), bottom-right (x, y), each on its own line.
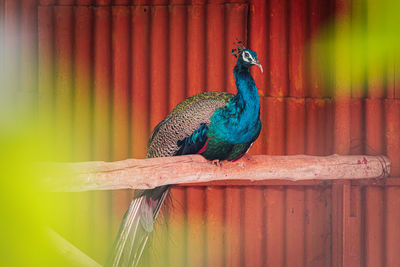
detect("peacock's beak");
top-left (255, 61), bottom-right (263, 73)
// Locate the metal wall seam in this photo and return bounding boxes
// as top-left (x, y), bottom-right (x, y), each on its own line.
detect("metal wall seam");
top-left (343, 185), bottom-right (362, 266)
top-left (333, 0), bottom-right (351, 155)
top-left (224, 3), bottom-right (247, 94)
top-left (324, 99), bottom-right (334, 155)
top-left (169, 5), bottom-right (186, 110)
top-left (96, 0), bottom-right (111, 6)
top-left (350, 99), bottom-right (364, 155)
top-left (19, 0), bottom-right (38, 111)
top-left (185, 4), bottom-right (207, 267)
top-left (168, 187), bottom-right (186, 267)
top-left (110, 5), bottom-right (132, 243)
top-left (305, 186), bottom-right (333, 266)
top-left (73, 5), bottom-right (93, 256)
top-left (365, 186), bottom-right (385, 267)
top-left (39, 0), bottom-right (56, 5)
top-left (308, 0), bottom-right (329, 98)
top-left (248, 0), bottom-right (268, 96)
top-left (54, 5), bottom-right (74, 160)
top-left (74, 5), bottom-right (92, 162)
top-left (350, 0), bottom-right (365, 99)
top-left (93, 6), bottom-right (111, 161)
top-left (205, 186), bottom-right (224, 267)
top-left (385, 99), bottom-right (400, 176)
top-left (205, 3), bottom-right (224, 92)
top-left (265, 187), bottom-right (285, 266)
top-left (385, 187), bottom-right (400, 267)
top-left (204, 6), bottom-right (226, 263)
top-left (38, 6), bottom-right (55, 129)
top-left (366, 0), bottom-right (384, 99)
top-left (264, 97), bottom-right (285, 155)
top-left (305, 98), bottom-right (332, 266)
top-left (149, 6), bottom-right (168, 129)
top-left (269, 0), bottom-right (288, 97)
top-left (288, 0), bottom-right (306, 97)
top-left (114, 0), bottom-right (130, 5)
top-left (131, 5), bottom-right (150, 158)
top-left (306, 99), bottom-right (326, 156)
top-left (76, 0), bottom-right (93, 5)
top-left (285, 186), bottom-right (306, 267)
top-left (4, 0), bottom-right (20, 108)
top-left (224, 186), bottom-right (242, 267)
top-left (186, 4), bottom-right (205, 97)
top-left (93, 7), bottom-right (113, 261)
top-left (365, 98), bottom-right (384, 155)
top-left (58, 0), bottom-right (75, 5)
top-left (286, 98), bottom-right (306, 155)
top-left (386, 58), bottom-right (396, 99)
top-left (285, 97), bottom-right (306, 267)
top-left (243, 187), bottom-right (264, 266)
top-left (186, 186), bottom-right (206, 267)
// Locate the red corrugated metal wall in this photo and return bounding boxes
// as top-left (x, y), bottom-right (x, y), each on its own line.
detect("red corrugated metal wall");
top-left (1, 0), bottom-right (400, 266)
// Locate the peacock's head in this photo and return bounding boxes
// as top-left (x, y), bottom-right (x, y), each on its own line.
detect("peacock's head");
top-left (232, 43), bottom-right (263, 73)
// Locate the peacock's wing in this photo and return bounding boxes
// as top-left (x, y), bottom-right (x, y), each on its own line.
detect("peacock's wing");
top-left (147, 91), bottom-right (234, 158)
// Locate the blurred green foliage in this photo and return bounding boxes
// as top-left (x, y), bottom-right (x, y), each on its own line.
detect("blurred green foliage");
top-left (317, 0), bottom-right (400, 95)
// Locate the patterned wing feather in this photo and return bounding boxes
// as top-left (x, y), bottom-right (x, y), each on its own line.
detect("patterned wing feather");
top-left (147, 92), bottom-right (233, 158)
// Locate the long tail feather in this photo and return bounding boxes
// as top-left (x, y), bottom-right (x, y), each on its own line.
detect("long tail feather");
top-left (107, 189), bottom-right (169, 267)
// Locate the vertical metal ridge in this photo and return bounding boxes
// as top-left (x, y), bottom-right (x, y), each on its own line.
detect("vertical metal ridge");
top-left (286, 97), bottom-right (306, 155)
top-left (205, 3), bottom-right (224, 92)
top-left (265, 187), bottom-right (285, 266)
top-left (4, 0), bottom-right (21, 112)
top-left (19, 0), bottom-right (38, 112)
top-left (350, 99), bottom-right (364, 155)
top-left (224, 3), bottom-right (247, 94)
top-left (248, 0), bottom-right (268, 96)
top-left (205, 186), bottom-right (224, 266)
top-left (288, 0), bottom-right (306, 97)
top-left (186, 186), bottom-right (206, 267)
top-left (285, 187), bottom-right (306, 267)
top-left (38, 5), bottom-right (55, 130)
top-left (54, 5), bottom-right (74, 160)
top-left (365, 187), bottom-right (385, 267)
top-left (149, 5), bottom-right (169, 129)
top-left (385, 187), bottom-right (400, 267)
top-left (131, 5), bottom-right (150, 158)
top-left (365, 98), bottom-right (384, 155)
top-left (186, 4), bottom-right (205, 96)
top-left (366, 0), bottom-right (385, 99)
top-left (264, 97), bottom-right (285, 155)
top-left (72, 5), bottom-right (93, 257)
top-left (269, 0), bottom-right (288, 97)
top-left (305, 99), bottom-right (327, 156)
top-left (384, 99), bottom-right (400, 176)
top-left (93, 6), bottom-right (111, 161)
top-left (92, 6), bottom-right (113, 261)
top-left (110, 6), bottom-right (132, 256)
top-left (224, 186), bottom-right (241, 267)
top-left (169, 4), bottom-right (186, 110)
top-left (243, 187), bottom-right (263, 266)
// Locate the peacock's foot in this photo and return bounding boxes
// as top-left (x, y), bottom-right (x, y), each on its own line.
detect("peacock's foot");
top-left (211, 159), bottom-right (222, 167)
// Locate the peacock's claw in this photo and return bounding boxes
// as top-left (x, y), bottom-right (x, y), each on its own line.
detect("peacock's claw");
top-left (211, 159), bottom-right (222, 167)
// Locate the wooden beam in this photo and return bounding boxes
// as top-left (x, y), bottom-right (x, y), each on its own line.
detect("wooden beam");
top-left (39, 154), bottom-right (391, 192)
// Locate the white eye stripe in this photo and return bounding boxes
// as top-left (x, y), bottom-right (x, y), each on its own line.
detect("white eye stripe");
top-left (242, 51), bottom-right (254, 62)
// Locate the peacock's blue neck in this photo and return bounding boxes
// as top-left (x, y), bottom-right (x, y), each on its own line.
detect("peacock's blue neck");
top-left (209, 64), bottom-right (261, 144)
top-left (233, 65), bottom-right (260, 109)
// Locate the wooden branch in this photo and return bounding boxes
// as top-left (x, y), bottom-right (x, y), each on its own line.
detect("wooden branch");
top-left (39, 154), bottom-right (391, 192)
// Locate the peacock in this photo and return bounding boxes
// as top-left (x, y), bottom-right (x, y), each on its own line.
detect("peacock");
top-left (107, 44), bottom-right (263, 267)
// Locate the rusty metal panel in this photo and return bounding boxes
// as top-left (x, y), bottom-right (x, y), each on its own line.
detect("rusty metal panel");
top-left (2, 0), bottom-right (399, 266)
